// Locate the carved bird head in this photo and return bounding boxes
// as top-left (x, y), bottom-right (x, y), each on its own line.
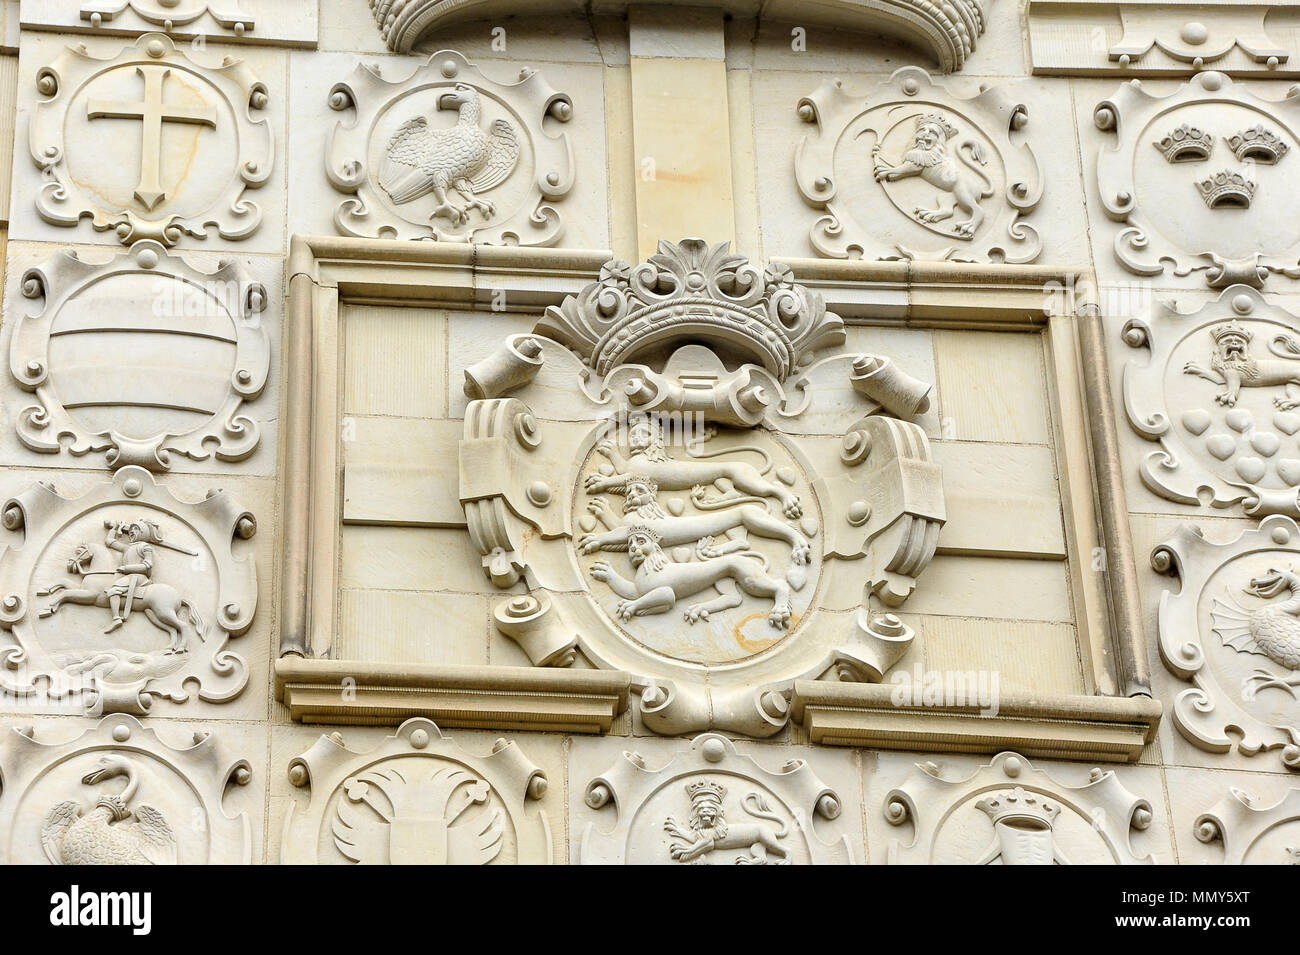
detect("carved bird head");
top-left (437, 83), bottom-right (477, 113)
top-left (1247, 566), bottom-right (1293, 599)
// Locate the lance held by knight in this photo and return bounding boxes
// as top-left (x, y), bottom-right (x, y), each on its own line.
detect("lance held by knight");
top-left (101, 519), bottom-right (196, 634)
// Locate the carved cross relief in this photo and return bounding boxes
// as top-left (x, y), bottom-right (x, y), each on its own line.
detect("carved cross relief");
top-left (87, 65), bottom-right (218, 210)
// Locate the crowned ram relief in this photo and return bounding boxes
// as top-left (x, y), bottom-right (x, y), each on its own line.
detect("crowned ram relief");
top-left (458, 239), bottom-right (944, 737)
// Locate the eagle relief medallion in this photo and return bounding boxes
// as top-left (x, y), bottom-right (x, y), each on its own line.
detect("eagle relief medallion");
top-left (325, 50), bottom-right (574, 244)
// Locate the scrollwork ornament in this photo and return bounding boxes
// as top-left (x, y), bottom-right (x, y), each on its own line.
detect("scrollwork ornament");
top-left (0, 467), bottom-right (258, 716)
top-left (281, 718), bottom-right (551, 865)
top-left (885, 752), bottom-right (1155, 864)
top-left (10, 241), bottom-right (270, 472)
top-left (462, 241), bottom-right (945, 738)
top-left (1096, 71), bottom-right (1300, 288)
top-left (326, 51), bottom-right (574, 244)
top-left (0, 714), bottom-right (252, 864)
top-left (796, 67), bottom-right (1042, 263)
top-left (579, 733), bottom-right (853, 865)
top-left (1155, 514), bottom-right (1300, 771)
top-left (28, 33), bottom-right (273, 247)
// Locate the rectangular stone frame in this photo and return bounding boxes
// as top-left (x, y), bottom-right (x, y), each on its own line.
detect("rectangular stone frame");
top-left (276, 236), bottom-right (1160, 760)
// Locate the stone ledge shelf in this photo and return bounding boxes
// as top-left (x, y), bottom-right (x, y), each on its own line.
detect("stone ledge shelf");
top-left (368, 0), bottom-right (987, 72)
top-left (791, 682), bottom-right (1162, 763)
top-left (276, 657), bottom-right (631, 733)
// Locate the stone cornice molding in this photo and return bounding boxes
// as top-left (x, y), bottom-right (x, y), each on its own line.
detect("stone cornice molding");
top-left (369, 0), bottom-right (987, 72)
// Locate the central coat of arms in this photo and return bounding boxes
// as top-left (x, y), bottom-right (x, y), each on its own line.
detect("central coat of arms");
top-left (459, 239), bottom-right (945, 736)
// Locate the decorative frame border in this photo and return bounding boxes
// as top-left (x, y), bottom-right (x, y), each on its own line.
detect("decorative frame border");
top-left (274, 236), bottom-right (1157, 760)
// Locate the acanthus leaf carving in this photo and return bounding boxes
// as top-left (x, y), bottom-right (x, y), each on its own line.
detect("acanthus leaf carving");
top-left (580, 733), bottom-right (853, 865)
top-left (326, 51), bottom-right (574, 245)
top-left (29, 32), bottom-right (273, 247)
top-left (1154, 514), bottom-right (1300, 771)
top-left (281, 718), bottom-right (551, 865)
top-left (10, 240), bottom-right (270, 473)
top-left (796, 67), bottom-right (1042, 263)
top-left (0, 467), bottom-right (257, 716)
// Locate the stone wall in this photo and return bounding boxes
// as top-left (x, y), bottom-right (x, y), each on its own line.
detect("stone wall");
top-left (0, 0), bottom-right (1295, 865)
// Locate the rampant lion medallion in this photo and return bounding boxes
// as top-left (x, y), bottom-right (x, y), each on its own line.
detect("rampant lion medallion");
top-left (796, 67), bottom-right (1041, 262)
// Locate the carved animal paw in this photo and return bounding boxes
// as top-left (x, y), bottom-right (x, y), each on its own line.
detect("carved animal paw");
top-left (768, 605), bottom-right (792, 630)
top-left (589, 561), bottom-right (613, 581)
top-left (790, 542), bottom-right (812, 565)
top-left (1216, 394), bottom-right (1236, 407)
top-left (954, 221), bottom-right (977, 237)
top-left (578, 535), bottom-right (602, 555)
top-left (684, 604), bottom-right (710, 624)
top-left (782, 497), bottom-right (803, 520)
top-left (1275, 398), bottom-right (1300, 411)
top-left (584, 473), bottom-right (612, 492)
top-left (615, 600), bottom-right (638, 621)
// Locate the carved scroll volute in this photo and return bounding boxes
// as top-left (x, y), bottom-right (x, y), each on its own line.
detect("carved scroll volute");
top-left (821, 415), bottom-right (945, 606)
top-left (459, 397), bottom-right (571, 588)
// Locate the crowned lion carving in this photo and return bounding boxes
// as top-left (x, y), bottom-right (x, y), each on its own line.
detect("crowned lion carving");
top-left (870, 111), bottom-right (994, 237)
top-left (590, 524), bottom-right (795, 629)
top-left (663, 780), bottom-right (790, 865)
top-left (1183, 322), bottom-right (1300, 410)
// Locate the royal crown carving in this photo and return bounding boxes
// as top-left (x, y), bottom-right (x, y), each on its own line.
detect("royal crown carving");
top-left (580, 733), bottom-right (853, 865)
top-left (11, 241), bottom-right (270, 473)
top-left (884, 752), bottom-right (1155, 864)
top-left (795, 68), bottom-right (1042, 262)
top-left (534, 239), bottom-right (845, 381)
top-left (369, 0), bottom-right (985, 72)
top-left (326, 51), bottom-right (574, 245)
top-left (1195, 786), bottom-right (1300, 864)
top-left (0, 467), bottom-right (257, 716)
top-left (1154, 123), bottom-right (1212, 163)
top-left (1095, 71), bottom-right (1300, 287)
top-left (1153, 514), bottom-right (1300, 771)
top-left (29, 33), bottom-right (273, 246)
top-left (460, 240), bottom-right (944, 738)
top-left (0, 714), bottom-right (252, 864)
top-left (1122, 285), bottom-right (1300, 517)
top-left (282, 719), bottom-right (552, 865)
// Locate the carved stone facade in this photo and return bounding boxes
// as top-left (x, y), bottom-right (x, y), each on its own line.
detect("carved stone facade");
top-left (0, 0), bottom-right (1295, 870)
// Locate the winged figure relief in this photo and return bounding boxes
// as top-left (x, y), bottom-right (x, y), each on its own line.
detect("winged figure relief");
top-left (332, 765), bottom-right (505, 865)
top-left (41, 756), bottom-right (178, 865)
top-left (379, 83), bottom-right (520, 225)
